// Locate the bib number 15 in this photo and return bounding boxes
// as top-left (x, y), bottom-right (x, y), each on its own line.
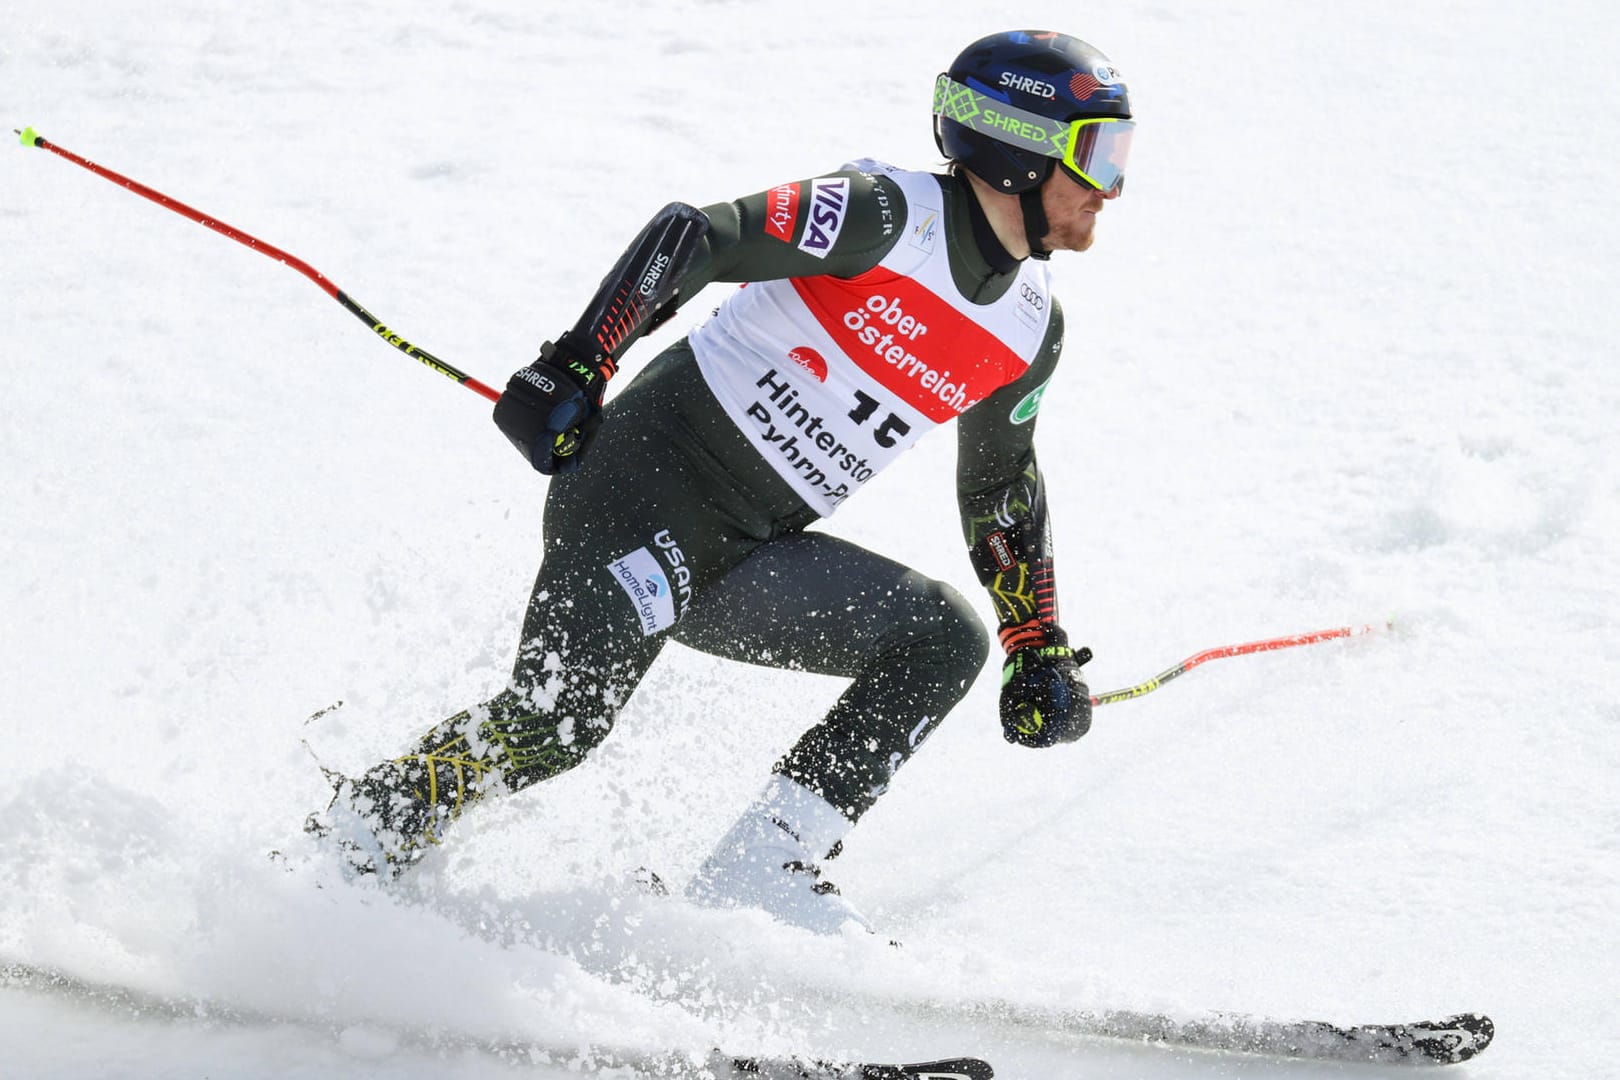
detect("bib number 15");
top-left (848, 389), bottom-right (912, 448)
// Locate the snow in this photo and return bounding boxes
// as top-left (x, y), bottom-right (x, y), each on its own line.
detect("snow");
top-left (3, 1), bottom-right (1617, 1077)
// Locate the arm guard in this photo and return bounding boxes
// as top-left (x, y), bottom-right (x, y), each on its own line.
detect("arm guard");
top-left (551, 201), bottom-right (711, 393)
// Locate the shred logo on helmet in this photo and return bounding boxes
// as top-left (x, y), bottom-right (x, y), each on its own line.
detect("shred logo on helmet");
top-left (998, 71), bottom-right (1057, 98)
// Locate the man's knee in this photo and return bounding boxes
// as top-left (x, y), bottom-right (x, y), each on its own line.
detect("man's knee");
top-left (902, 574), bottom-right (991, 688)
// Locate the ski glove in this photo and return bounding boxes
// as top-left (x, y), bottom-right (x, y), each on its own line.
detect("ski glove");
top-left (1000, 639), bottom-right (1094, 748)
top-left (493, 333), bottom-right (606, 475)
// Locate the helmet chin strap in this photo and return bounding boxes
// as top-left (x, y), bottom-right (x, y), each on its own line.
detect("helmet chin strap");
top-left (1019, 186), bottom-right (1052, 261)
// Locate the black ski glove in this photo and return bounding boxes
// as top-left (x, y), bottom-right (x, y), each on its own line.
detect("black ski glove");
top-left (1000, 637), bottom-right (1094, 748)
top-left (492, 333), bottom-right (606, 475)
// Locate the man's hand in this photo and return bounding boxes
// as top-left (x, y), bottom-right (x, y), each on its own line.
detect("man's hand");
top-left (492, 334), bottom-right (606, 475)
top-left (1000, 640), bottom-right (1094, 748)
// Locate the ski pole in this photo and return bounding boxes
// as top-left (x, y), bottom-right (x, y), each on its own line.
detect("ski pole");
top-left (1090, 622), bottom-right (1385, 707)
top-left (13, 126), bottom-right (501, 403)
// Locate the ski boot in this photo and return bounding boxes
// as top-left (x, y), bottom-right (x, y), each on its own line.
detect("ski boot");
top-left (686, 774), bottom-right (871, 936)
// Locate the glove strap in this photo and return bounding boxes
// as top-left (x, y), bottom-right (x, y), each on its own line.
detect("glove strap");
top-left (1000, 643), bottom-right (1094, 685)
top-left (538, 332), bottom-right (609, 397)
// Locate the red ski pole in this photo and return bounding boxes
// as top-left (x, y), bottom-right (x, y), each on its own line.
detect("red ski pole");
top-left (14, 126), bottom-right (501, 403)
top-left (1091, 623), bottom-right (1386, 707)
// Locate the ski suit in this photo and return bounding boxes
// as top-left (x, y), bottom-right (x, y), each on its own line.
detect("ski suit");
top-left (343, 160), bottom-right (1072, 860)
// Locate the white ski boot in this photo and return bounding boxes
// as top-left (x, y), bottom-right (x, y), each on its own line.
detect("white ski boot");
top-left (685, 774), bottom-right (871, 935)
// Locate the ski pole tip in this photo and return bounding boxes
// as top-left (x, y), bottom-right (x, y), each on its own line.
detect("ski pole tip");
top-left (17, 126), bottom-right (41, 147)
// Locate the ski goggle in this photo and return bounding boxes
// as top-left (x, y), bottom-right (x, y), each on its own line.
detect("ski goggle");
top-left (933, 74), bottom-right (1135, 194)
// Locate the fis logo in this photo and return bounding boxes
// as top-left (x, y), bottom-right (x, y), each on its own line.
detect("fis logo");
top-left (908, 207), bottom-right (939, 254)
top-left (797, 177), bottom-right (850, 259)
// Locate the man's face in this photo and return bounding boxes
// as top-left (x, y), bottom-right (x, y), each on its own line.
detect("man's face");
top-left (1039, 172), bottom-right (1119, 253)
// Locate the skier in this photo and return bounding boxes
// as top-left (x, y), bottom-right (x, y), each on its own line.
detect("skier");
top-left (310, 30), bottom-right (1134, 935)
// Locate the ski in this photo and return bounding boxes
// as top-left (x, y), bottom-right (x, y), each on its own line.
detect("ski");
top-left (877, 995), bottom-right (1493, 1066)
top-left (720, 1059), bottom-right (991, 1080)
top-left (0, 959), bottom-right (992, 1079)
top-left (1048, 1005), bottom-right (1495, 1066)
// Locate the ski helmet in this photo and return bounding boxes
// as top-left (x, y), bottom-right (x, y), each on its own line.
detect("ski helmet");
top-left (933, 30), bottom-right (1133, 195)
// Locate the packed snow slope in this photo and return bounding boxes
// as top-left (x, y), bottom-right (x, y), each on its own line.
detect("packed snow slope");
top-left (3, 2), bottom-right (1618, 1078)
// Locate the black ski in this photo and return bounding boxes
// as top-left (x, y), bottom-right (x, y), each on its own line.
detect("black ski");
top-left (1056, 1005), bottom-right (1495, 1065)
top-left (715, 1058), bottom-right (991, 1080)
top-left (857, 1063), bottom-right (992, 1080)
top-left (1288, 1012), bottom-right (1494, 1065)
top-left (1, 959), bottom-right (992, 1079)
top-left (876, 994), bottom-right (1494, 1067)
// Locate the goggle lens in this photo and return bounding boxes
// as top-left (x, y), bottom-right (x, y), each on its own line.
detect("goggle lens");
top-left (1061, 118), bottom-right (1134, 193)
